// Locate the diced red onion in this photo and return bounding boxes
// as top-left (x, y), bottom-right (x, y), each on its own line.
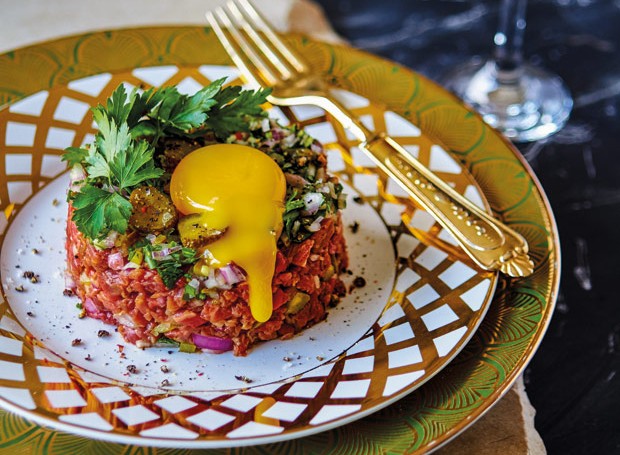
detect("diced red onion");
top-left (272, 128), bottom-right (285, 141)
top-left (285, 173), bottom-right (309, 188)
top-left (151, 245), bottom-right (182, 260)
top-left (310, 142), bottom-right (323, 154)
top-left (107, 252), bottom-right (125, 270)
top-left (83, 297), bottom-right (98, 315)
top-left (187, 278), bottom-right (200, 289)
top-left (192, 333), bottom-right (233, 353)
top-left (146, 234), bottom-right (157, 243)
top-left (64, 273), bottom-right (76, 290)
top-left (282, 134), bottom-right (298, 148)
top-left (308, 216), bottom-right (324, 232)
top-left (302, 192), bottom-right (323, 215)
top-left (99, 231), bottom-right (117, 249)
top-left (204, 269), bottom-right (220, 289)
top-left (263, 138), bottom-right (277, 148)
top-left (218, 264), bottom-right (246, 285)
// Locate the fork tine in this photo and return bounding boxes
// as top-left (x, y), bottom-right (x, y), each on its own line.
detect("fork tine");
top-left (206, 8), bottom-right (279, 87)
top-left (226, 0), bottom-right (295, 80)
top-left (235, 0), bottom-right (308, 74)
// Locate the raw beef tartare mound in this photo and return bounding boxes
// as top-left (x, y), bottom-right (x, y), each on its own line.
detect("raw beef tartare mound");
top-left (63, 80), bottom-right (348, 356)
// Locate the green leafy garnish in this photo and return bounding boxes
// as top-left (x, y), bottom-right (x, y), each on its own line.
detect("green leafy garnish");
top-left (70, 186), bottom-right (133, 240)
top-left (281, 182), bottom-right (346, 244)
top-left (204, 86), bottom-right (271, 138)
top-left (131, 239), bottom-right (199, 289)
top-left (62, 147), bottom-right (89, 167)
top-left (63, 79), bottom-right (271, 241)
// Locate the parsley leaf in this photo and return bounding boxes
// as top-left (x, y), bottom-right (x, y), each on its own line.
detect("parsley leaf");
top-left (108, 140), bottom-right (163, 190)
top-left (134, 80), bottom-right (225, 143)
top-left (62, 147), bottom-right (89, 167)
top-left (71, 185), bottom-right (133, 239)
top-left (205, 87), bottom-right (271, 138)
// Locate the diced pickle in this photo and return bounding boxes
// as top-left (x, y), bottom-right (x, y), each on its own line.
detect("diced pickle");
top-left (178, 213), bottom-right (226, 249)
top-left (129, 186), bottom-right (178, 233)
top-left (159, 138), bottom-right (206, 173)
top-left (286, 292), bottom-right (310, 315)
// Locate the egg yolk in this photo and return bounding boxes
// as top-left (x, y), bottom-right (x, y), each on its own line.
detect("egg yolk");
top-left (169, 144), bottom-right (286, 322)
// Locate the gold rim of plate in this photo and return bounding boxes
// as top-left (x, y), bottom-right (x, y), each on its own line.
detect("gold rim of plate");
top-left (0, 27), bottom-right (559, 454)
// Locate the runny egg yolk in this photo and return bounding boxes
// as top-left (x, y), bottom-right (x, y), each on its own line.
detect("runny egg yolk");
top-left (169, 144), bottom-right (286, 323)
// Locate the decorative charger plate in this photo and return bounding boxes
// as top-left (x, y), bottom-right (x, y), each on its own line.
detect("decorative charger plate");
top-left (0, 27), bottom-right (558, 454)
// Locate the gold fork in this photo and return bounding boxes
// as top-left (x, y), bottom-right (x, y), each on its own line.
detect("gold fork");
top-left (206, 0), bottom-right (534, 278)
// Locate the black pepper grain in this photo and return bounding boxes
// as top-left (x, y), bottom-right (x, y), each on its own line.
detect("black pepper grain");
top-left (63, 289), bottom-right (74, 297)
top-left (97, 330), bottom-right (110, 338)
top-left (160, 365), bottom-right (169, 373)
top-left (127, 365), bottom-right (138, 374)
top-left (353, 276), bottom-right (366, 288)
top-left (71, 338), bottom-right (82, 346)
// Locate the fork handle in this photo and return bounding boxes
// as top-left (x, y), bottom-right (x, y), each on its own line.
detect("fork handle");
top-left (360, 134), bottom-right (534, 277)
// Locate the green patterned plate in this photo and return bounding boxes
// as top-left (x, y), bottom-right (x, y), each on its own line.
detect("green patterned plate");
top-left (0, 27), bottom-right (558, 454)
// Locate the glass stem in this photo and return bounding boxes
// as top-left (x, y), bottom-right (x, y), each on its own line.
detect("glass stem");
top-left (493, 0), bottom-right (528, 84)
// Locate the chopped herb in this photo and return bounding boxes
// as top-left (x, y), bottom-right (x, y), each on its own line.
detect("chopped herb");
top-left (131, 238), bottom-right (198, 289)
top-left (282, 181), bottom-right (345, 244)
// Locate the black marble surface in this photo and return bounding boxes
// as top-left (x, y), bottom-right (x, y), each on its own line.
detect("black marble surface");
top-left (313, 0), bottom-right (620, 453)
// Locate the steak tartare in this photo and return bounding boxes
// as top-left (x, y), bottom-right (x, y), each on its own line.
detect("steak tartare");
top-left (63, 80), bottom-right (348, 356)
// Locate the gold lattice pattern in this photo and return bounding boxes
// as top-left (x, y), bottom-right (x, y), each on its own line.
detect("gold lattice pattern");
top-left (0, 65), bottom-right (496, 443)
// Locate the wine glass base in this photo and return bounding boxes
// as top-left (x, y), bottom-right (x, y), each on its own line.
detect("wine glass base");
top-left (441, 59), bottom-right (573, 142)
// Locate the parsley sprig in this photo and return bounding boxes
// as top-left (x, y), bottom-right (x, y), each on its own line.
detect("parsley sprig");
top-left (63, 79), bottom-right (271, 241)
